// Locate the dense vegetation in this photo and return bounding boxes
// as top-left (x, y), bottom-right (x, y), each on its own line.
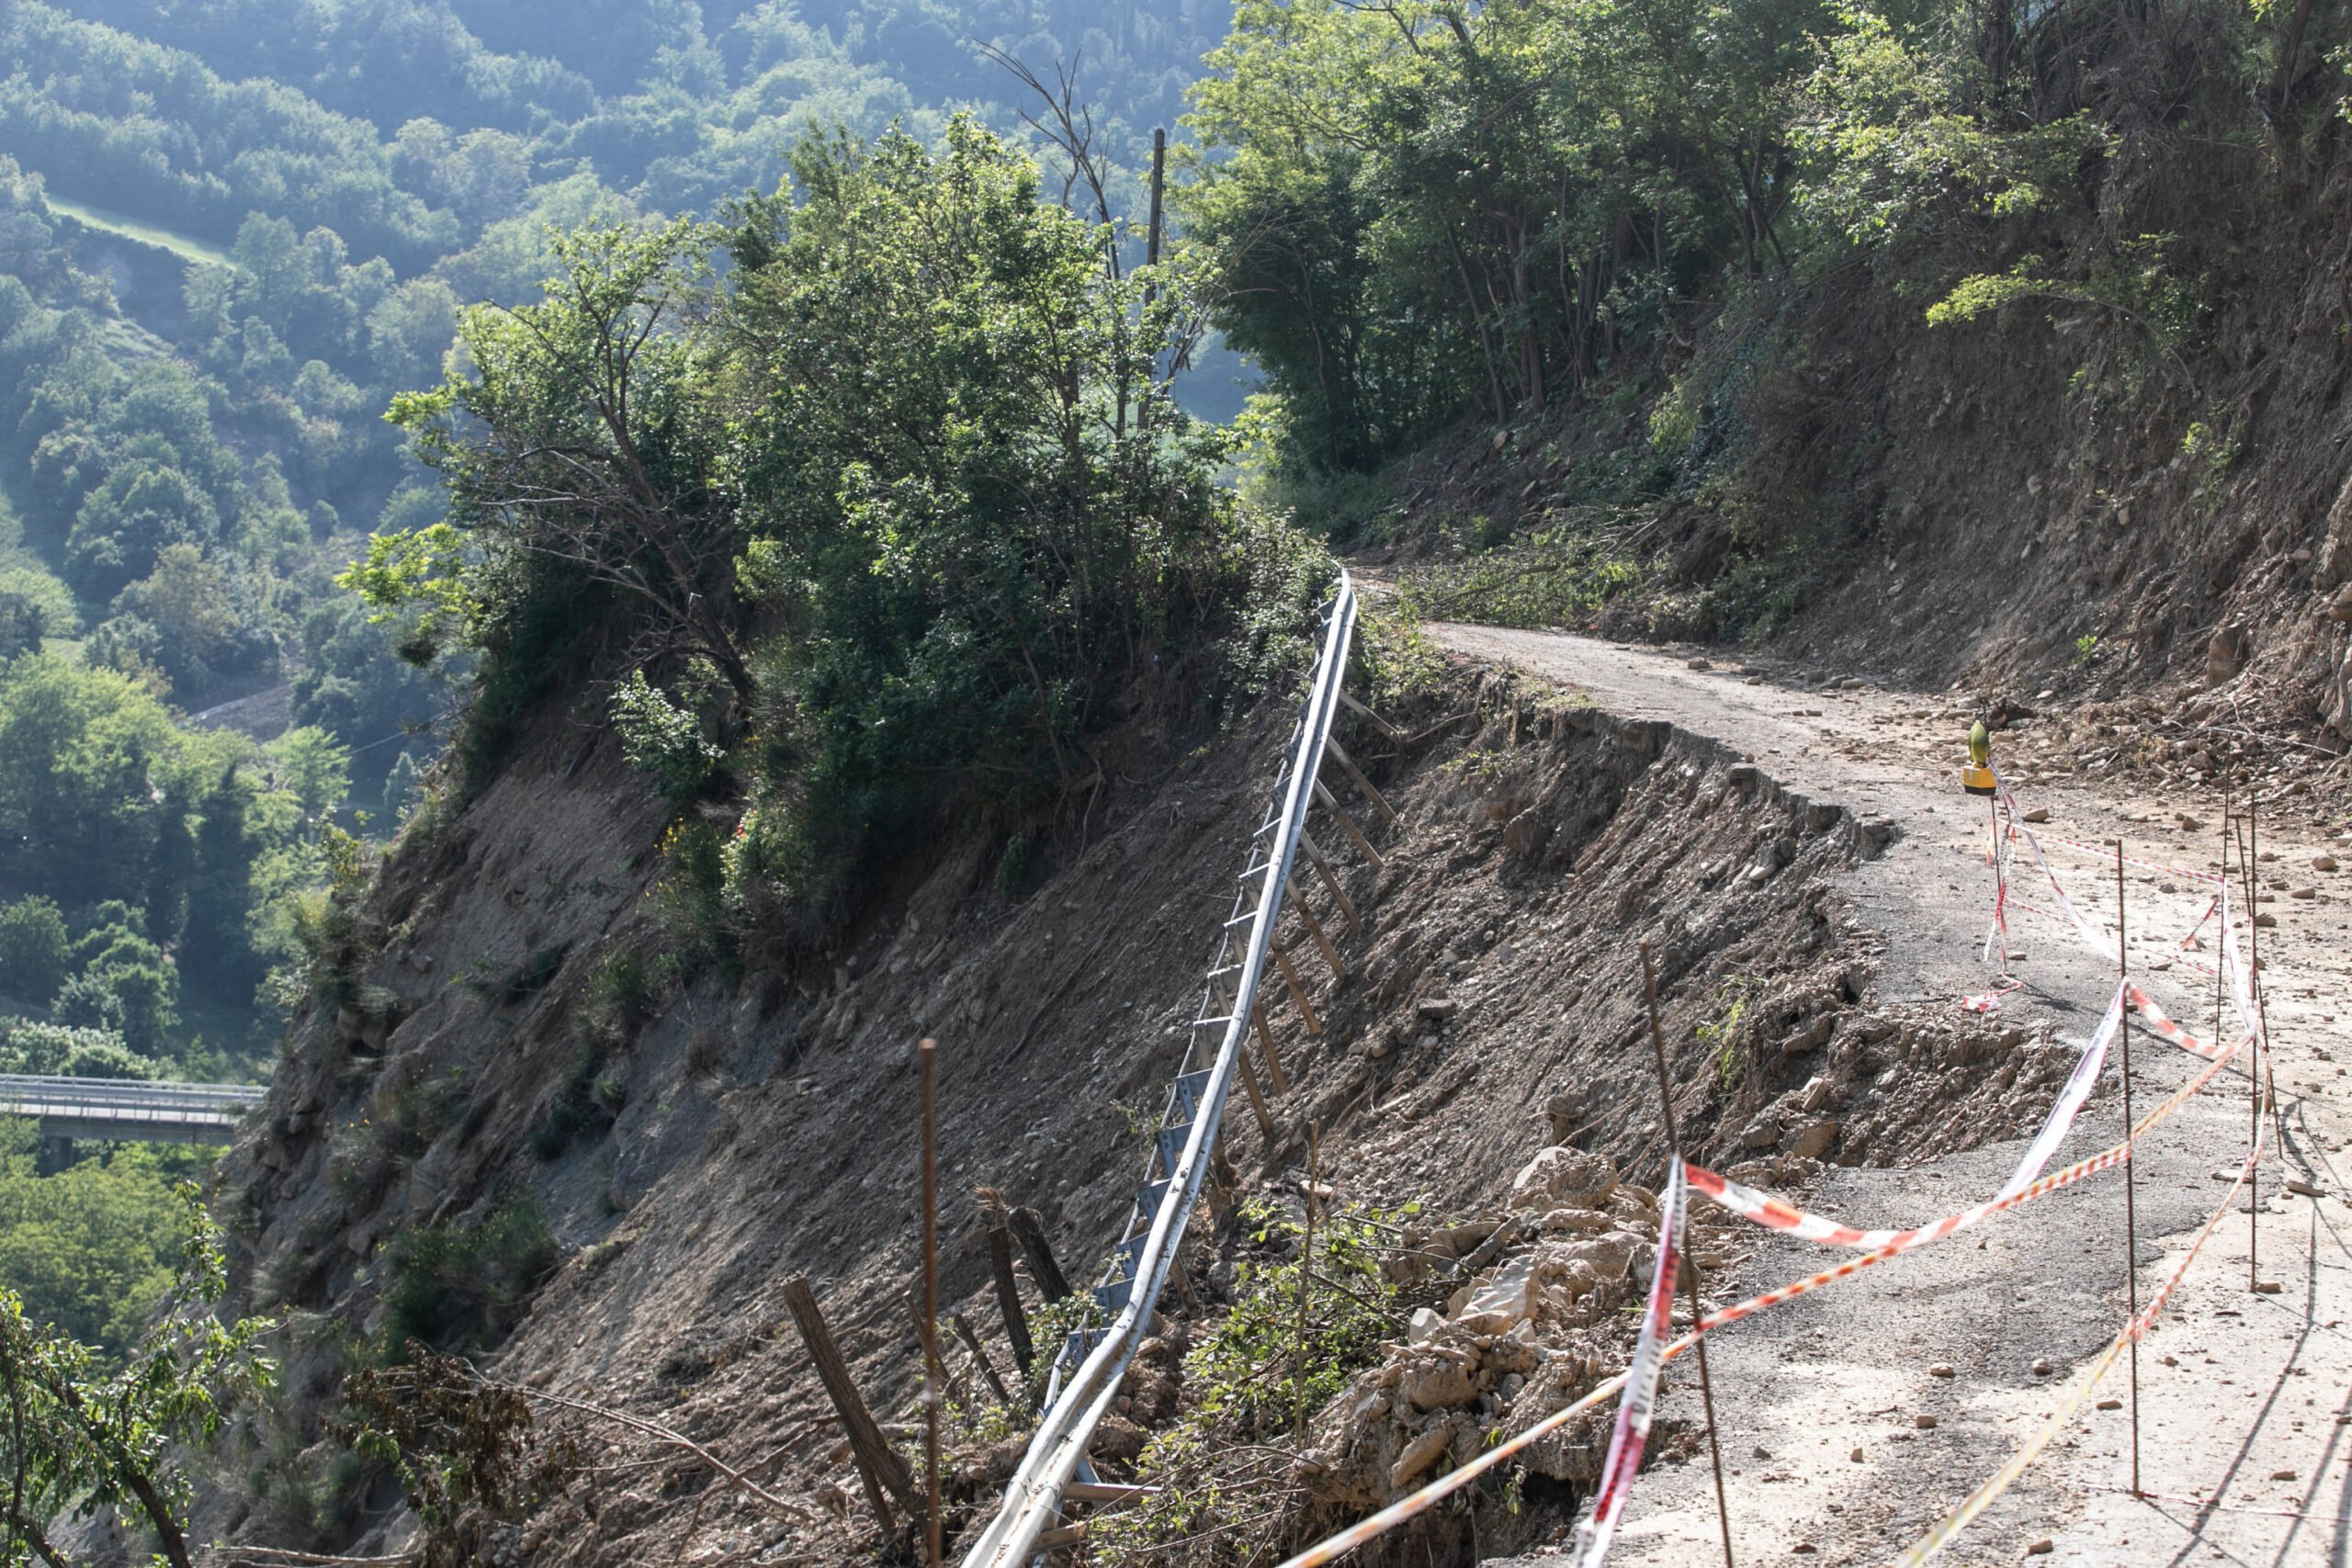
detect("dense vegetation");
top-left (0, 0), bottom-right (1243, 1423)
top-left (354, 118), bottom-right (1323, 940)
top-left (1180, 0), bottom-right (2289, 535)
top-left (0, 0), bottom-right (1241, 1043)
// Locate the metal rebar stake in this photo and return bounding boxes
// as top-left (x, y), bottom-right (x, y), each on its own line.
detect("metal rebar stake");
top-left (2239, 810), bottom-right (2261, 1290)
top-left (1640, 941), bottom-right (1735, 1568)
top-left (2112, 847), bottom-right (2140, 1498)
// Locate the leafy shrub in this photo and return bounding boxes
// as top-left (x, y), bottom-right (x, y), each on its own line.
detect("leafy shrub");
top-left (379, 1201), bottom-right (559, 1356)
top-left (0, 1017), bottom-right (159, 1078)
top-left (0, 1121), bottom-right (194, 1353)
top-left (1092, 1198), bottom-right (1401, 1561)
top-left (611, 665), bottom-right (722, 805)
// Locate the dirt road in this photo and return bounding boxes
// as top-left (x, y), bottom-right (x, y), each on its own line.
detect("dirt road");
top-left (1437, 624), bottom-right (2352, 1568)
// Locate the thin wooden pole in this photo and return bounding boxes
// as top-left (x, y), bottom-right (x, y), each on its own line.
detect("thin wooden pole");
top-left (1990, 791), bottom-right (2007, 977)
top-left (2113, 849), bottom-right (2141, 1497)
top-left (950, 1312), bottom-right (1012, 1404)
top-left (784, 1275), bottom-right (915, 1530)
top-left (1251, 1004), bottom-right (1290, 1093)
top-left (2250, 794), bottom-right (2286, 1150)
top-left (919, 1040), bottom-right (944, 1567)
top-left (1322, 737), bottom-right (1398, 825)
top-left (2238, 809), bottom-right (2261, 1289)
top-left (1639, 941), bottom-right (1736, 1568)
top-left (1235, 1047), bottom-right (1276, 1139)
top-left (1337, 687), bottom-right (1402, 739)
top-left (980, 1208), bottom-right (1034, 1376)
top-left (1313, 779), bottom-right (1385, 869)
top-left (1299, 830), bottom-right (1363, 932)
top-left (1288, 880), bottom-right (1348, 980)
top-left (1269, 942), bottom-right (1324, 1035)
top-left (1009, 1208), bottom-right (1071, 1303)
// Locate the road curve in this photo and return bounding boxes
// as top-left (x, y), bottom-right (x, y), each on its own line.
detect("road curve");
top-left (1430, 624), bottom-right (2352, 1568)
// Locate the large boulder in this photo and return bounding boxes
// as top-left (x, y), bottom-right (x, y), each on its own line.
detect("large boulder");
top-left (1507, 1146), bottom-right (1619, 1213)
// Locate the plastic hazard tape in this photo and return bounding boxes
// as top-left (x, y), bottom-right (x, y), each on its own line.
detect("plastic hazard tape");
top-left (1574, 1159), bottom-right (1684, 1567)
top-left (2003, 822), bottom-right (2225, 887)
top-left (1997, 782), bottom-right (2111, 956)
top-left (1891, 1101), bottom-right (2267, 1564)
top-left (2125, 983), bottom-right (2231, 1061)
top-left (1278, 877), bottom-right (2256, 1568)
top-left (1271, 1056), bottom-right (2242, 1568)
top-left (1691, 1023), bottom-right (2244, 1264)
top-left (2003, 878), bottom-right (2219, 972)
top-left (1691, 985), bottom-right (2123, 1250)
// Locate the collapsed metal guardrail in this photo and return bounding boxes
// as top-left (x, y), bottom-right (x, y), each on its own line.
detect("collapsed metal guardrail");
top-left (959, 570), bottom-right (1360, 1567)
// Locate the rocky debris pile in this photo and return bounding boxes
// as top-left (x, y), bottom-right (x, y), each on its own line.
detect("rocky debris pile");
top-left (1295, 1151), bottom-right (1666, 1511)
top-left (1645, 963), bottom-right (2074, 1172)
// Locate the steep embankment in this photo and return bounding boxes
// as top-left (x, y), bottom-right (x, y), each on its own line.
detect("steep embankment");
top-left (188, 619), bottom-right (2242, 1565)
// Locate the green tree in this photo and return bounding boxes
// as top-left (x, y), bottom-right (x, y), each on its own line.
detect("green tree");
top-left (0, 1180), bottom-right (276, 1568)
top-left (0, 897), bottom-right (69, 1006)
top-left (271, 726), bottom-right (352, 822)
top-left (0, 1122), bottom-right (185, 1352)
top-left (64, 460), bottom-right (220, 601)
top-left (367, 276), bottom-right (461, 389)
top-left (0, 592), bottom-right (43, 662)
top-left (0, 655), bottom-right (177, 903)
top-left (181, 764), bottom-right (263, 1000)
top-left (107, 543), bottom-right (277, 702)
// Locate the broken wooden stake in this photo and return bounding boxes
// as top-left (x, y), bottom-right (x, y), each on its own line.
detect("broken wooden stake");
top-left (784, 1274), bottom-right (918, 1532)
top-left (1323, 736), bottom-right (1398, 825)
top-left (1312, 778), bottom-right (1384, 869)
top-left (1269, 942), bottom-right (1324, 1035)
top-left (919, 1039), bottom-right (943, 1568)
top-left (1009, 1207), bottom-right (1072, 1303)
top-left (1251, 1003), bottom-right (1290, 1093)
top-left (950, 1312), bottom-right (1012, 1404)
top-left (978, 1204), bottom-right (1034, 1376)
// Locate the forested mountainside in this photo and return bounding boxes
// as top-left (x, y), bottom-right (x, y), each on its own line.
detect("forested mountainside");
top-left (5, 0), bottom-right (2352, 1562)
top-left (0, 0), bottom-right (1235, 1391)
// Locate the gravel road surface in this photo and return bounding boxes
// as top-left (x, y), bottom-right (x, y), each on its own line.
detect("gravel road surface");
top-left (1438, 624), bottom-right (2352, 1568)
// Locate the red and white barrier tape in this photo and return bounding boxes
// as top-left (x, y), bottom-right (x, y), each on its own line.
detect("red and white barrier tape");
top-left (1574, 1159), bottom-right (1684, 1567)
top-left (2004, 822), bottom-right (2225, 887)
top-left (1892, 1093), bottom-right (2266, 1563)
top-left (1272, 1038), bottom-right (2251, 1568)
top-left (1690, 1022), bottom-right (2243, 1267)
top-left (1277, 790), bottom-right (2258, 1568)
top-left (2124, 983), bottom-right (2231, 1062)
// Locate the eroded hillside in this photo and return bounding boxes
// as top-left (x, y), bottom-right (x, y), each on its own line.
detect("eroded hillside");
top-left (181, 642), bottom-right (2158, 1566)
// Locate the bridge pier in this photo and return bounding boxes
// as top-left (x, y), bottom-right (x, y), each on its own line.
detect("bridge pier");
top-left (34, 1135), bottom-right (74, 1176)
